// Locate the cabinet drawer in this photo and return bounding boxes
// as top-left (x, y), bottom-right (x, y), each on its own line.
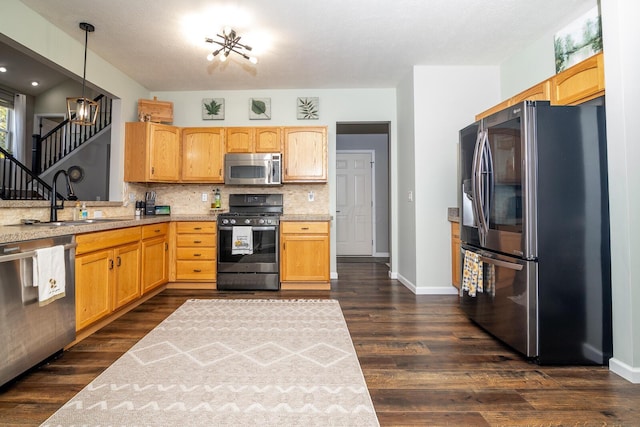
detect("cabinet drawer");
top-left (176, 234), bottom-right (216, 247)
top-left (176, 222), bottom-right (216, 234)
top-left (281, 221), bottom-right (329, 234)
top-left (142, 222), bottom-right (169, 239)
top-left (76, 227), bottom-right (141, 255)
top-left (176, 260), bottom-right (216, 280)
top-left (176, 247), bottom-right (216, 260)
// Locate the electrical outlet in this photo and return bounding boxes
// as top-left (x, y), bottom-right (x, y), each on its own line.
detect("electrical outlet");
top-left (408, 190), bottom-right (414, 202)
top-left (308, 191), bottom-right (314, 202)
top-left (201, 193), bottom-right (208, 202)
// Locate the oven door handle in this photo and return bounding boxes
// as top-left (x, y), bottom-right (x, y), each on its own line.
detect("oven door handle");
top-left (218, 226), bottom-right (277, 231)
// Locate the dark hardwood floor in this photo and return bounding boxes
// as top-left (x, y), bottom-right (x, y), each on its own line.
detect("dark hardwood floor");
top-left (1, 260), bottom-right (638, 426)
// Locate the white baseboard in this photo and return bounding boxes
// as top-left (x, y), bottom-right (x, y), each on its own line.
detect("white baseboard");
top-left (609, 358), bottom-right (640, 383)
top-left (331, 272), bottom-right (338, 280)
top-left (395, 274), bottom-right (458, 295)
top-left (373, 251), bottom-right (390, 258)
top-left (388, 270), bottom-right (398, 279)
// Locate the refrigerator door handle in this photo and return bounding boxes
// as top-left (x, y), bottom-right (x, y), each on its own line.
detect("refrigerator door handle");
top-left (480, 255), bottom-right (523, 271)
top-left (471, 129), bottom-right (484, 232)
top-left (474, 130), bottom-right (490, 245)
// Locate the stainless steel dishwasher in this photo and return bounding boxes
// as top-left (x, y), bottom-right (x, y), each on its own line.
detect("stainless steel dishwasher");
top-left (0, 235), bottom-right (76, 387)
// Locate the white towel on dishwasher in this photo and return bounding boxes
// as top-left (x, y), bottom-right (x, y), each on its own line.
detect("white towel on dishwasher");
top-left (33, 245), bottom-right (66, 306)
top-left (232, 226), bottom-right (253, 255)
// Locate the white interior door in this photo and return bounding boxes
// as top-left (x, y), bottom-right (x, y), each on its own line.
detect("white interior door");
top-left (336, 151), bottom-right (373, 256)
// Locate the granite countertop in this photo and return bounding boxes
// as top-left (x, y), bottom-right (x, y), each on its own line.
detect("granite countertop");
top-left (280, 214), bottom-right (332, 221)
top-left (0, 213), bottom-right (332, 244)
top-left (0, 215), bottom-right (207, 244)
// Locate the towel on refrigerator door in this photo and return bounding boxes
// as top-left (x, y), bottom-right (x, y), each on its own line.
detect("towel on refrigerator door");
top-left (462, 250), bottom-right (483, 297)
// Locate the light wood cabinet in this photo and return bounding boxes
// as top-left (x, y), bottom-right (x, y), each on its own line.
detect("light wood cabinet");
top-left (282, 127), bottom-right (327, 182)
top-left (175, 221), bottom-right (217, 282)
top-left (124, 122), bottom-right (181, 182)
top-left (141, 223), bottom-right (169, 293)
top-left (450, 221), bottom-right (461, 289)
top-left (476, 52), bottom-right (604, 120)
top-left (550, 52), bottom-right (604, 105)
top-left (112, 242), bottom-right (142, 309)
top-left (280, 221), bottom-right (330, 290)
top-left (226, 127), bottom-right (253, 153)
top-left (181, 127), bottom-right (225, 182)
top-left (225, 127), bottom-right (282, 153)
top-left (255, 127), bottom-right (281, 152)
top-left (75, 227), bottom-right (142, 331)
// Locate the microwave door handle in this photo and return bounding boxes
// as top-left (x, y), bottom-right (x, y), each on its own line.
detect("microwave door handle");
top-left (267, 160), bottom-right (272, 184)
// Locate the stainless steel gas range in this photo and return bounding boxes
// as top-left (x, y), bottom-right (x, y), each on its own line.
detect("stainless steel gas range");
top-left (217, 194), bottom-right (282, 291)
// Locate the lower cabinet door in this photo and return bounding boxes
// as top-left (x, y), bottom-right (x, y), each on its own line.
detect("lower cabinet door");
top-left (75, 250), bottom-right (112, 331)
top-left (142, 236), bottom-right (168, 293)
top-left (113, 242), bottom-right (141, 309)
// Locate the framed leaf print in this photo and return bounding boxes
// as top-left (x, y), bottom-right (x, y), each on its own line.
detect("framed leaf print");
top-left (202, 98), bottom-right (225, 120)
top-left (297, 97), bottom-right (319, 119)
top-left (249, 98), bottom-right (271, 120)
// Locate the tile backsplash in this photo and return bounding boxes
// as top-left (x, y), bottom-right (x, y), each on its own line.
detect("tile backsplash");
top-left (0, 183), bottom-right (329, 226)
top-left (127, 183), bottom-right (329, 215)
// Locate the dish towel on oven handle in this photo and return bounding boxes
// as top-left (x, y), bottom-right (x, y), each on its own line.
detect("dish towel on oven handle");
top-left (232, 226), bottom-right (253, 255)
top-left (33, 245), bottom-right (66, 306)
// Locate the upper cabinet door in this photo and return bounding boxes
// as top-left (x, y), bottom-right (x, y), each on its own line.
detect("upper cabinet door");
top-left (124, 122), bottom-right (180, 182)
top-left (225, 127), bottom-right (254, 153)
top-left (255, 127), bottom-right (282, 152)
top-left (282, 127), bottom-right (327, 182)
top-left (149, 125), bottom-right (181, 181)
top-left (181, 127), bottom-right (225, 182)
top-left (551, 52), bottom-right (604, 105)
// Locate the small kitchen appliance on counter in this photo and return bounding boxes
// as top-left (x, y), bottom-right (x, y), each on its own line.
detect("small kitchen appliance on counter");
top-left (217, 194), bottom-right (282, 291)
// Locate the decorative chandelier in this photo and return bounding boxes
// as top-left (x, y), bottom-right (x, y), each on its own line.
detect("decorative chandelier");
top-left (66, 22), bottom-right (99, 126)
top-left (205, 27), bottom-right (258, 64)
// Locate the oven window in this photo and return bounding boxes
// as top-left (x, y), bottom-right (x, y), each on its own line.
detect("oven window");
top-left (487, 117), bottom-right (523, 232)
top-left (218, 227), bottom-right (278, 263)
top-left (229, 165), bottom-right (266, 179)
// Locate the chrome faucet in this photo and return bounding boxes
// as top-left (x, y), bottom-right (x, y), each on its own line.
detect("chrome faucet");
top-left (50, 169), bottom-right (78, 222)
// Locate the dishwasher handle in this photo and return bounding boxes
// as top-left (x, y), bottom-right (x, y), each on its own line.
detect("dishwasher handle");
top-left (0, 242), bottom-right (77, 263)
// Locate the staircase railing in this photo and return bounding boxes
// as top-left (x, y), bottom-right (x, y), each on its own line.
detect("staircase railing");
top-left (0, 146), bottom-right (54, 200)
top-left (32, 94), bottom-right (112, 175)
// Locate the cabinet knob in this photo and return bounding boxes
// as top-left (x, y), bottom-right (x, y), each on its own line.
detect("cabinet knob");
top-left (194, 253), bottom-right (202, 257)
top-left (193, 269), bottom-right (201, 273)
top-left (194, 240), bottom-right (202, 244)
top-left (109, 259), bottom-right (114, 269)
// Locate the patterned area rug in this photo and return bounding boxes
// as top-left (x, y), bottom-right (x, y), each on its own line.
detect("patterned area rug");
top-left (42, 299), bottom-right (379, 426)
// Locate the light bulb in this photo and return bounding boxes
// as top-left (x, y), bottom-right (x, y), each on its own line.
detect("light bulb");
top-left (249, 57), bottom-right (258, 64)
top-left (219, 53), bottom-right (227, 62)
top-left (207, 53), bottom-right (214, 61)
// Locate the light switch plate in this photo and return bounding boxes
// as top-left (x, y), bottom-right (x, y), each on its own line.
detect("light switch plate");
top-left (201, 193), bottom-right (208, 202)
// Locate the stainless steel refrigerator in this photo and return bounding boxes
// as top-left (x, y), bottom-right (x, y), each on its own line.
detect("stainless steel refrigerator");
top-left (458, 100), bottom-right (612, 364)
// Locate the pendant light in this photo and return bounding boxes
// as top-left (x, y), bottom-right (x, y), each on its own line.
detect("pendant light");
top-left (66, 22), bottom-right (99, 126)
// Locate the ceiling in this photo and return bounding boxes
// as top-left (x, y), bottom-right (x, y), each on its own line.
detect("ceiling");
top-left (6, 0), bottom-right (595, 93)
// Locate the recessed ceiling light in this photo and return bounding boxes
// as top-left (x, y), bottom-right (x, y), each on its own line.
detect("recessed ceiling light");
top-left (0, 66), bottom-right (7, 73)
top-left (31, 81), bottom-right (39, 87)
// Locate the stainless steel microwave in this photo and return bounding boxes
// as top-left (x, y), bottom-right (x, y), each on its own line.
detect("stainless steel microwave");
top-left (224, 153), bottom-right (282, 186)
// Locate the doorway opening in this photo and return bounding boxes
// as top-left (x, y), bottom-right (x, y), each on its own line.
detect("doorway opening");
top-left (336, 122), bottom-right (390, 263)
